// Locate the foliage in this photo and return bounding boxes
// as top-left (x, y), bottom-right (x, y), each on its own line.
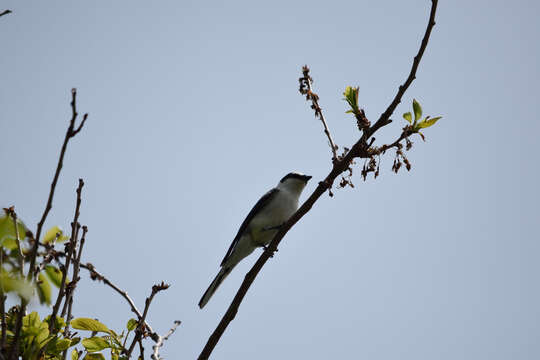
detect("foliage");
top-left (0, 211), bottom-right (143, 359)
top-left (402, 98), bottom-right (442, 140)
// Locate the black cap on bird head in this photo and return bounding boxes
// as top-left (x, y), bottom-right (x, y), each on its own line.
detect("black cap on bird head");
top-left (279, 172), bottom-right (312, 184)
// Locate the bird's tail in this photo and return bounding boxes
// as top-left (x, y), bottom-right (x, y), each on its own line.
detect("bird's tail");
top-left (198, 267), bottom-right (233, 309)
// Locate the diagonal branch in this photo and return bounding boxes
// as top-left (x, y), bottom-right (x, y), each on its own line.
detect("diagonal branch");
top-left (80, 262), bottom-right (161, 342)
top-left (362, 0), bottom-right (438, 144)
top-left (0, 10), bottom-right (12, 18)
top-left (198, 1), bottom-right (439, 358)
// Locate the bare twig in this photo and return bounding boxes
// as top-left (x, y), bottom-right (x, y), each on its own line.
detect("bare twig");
top-left (6, 208), bottom-right (24, 275)
top-left (80, 263), bottom-right (160, 341)
top-left (28, 89), bottom-right (88, 281)
top-left (361, 0), bottom-right (438, 145)
top-left (151, 320), bottom-right (182, 360)
top-left (138, 339), bottom-right (145, 359)
top-left (0, 10), bottom-right (12, 17)
top-left (49, 179), bottom-right (84, 332)
top-left (198, 2), bottom-right (439, 358)
top-left (373, 129), bottom-right (411, 156)
top-left (126, 282), bottom-right (170, 358)
top-left (299, 65), bottom-right (338, 162)
top-left (62, 225), bottom-right (87, 323)
top-left (35, 235), bottom-right (60, 276)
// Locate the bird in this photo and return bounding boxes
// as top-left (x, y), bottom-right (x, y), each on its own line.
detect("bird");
top-left (198, 172), bottom-right (312, 309)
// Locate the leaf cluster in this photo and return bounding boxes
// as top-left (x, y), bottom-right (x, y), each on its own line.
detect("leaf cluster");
top-left (402, 99), bottom-right (442, 140)
top-left (0, 212), bottom-right (150, 359)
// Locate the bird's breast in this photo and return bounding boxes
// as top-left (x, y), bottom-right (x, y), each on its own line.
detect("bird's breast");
top-left (248, 191), bottom-right (298, 246)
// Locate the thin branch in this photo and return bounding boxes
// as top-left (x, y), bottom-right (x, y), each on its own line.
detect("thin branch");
top-left (0, 294), bottom-right (5, 352)
top-left (49, 179), bottom-right (84, 332)
top-left (151, 320), bottom-right (182, 360)
top-left (361, 0), bottom-right (438, 145)
top-left (373, 129), bottom-right (411, 156)
top-left (80, 262), bottom-right (160, 342)
top-left (299, 65), bottom-right (338, 162)
top-left (5, 208), bottom-right (24, 275)
top-left (28, 88), bottom-right (88, 281)
top-left (198, 2), bottom-right (439, 358)
top-left (126, 282), bottom-right (170, 358)
top-left (62, 225), bottom-right (87, 322)
top-left (0, 10), bottom-right (12, 17)
top-left (35, 234), bottom-right (60, 276)
top-left (138, 339), bottom-right (145, 360)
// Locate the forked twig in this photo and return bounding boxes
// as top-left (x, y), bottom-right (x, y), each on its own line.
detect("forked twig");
top-left (126, 282), bottom-right (170, 358)
top-left (80, 263), bottom-right (160, 341)
top-left (152, 320), bottom-right (182, 360)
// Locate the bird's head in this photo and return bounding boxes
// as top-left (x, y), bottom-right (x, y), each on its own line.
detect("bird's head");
top-left (277, 172), bottom-right (312, 193)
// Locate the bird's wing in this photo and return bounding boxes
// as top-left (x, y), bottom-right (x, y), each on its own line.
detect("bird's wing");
top-left (220, 188), bottom-right (279, 267)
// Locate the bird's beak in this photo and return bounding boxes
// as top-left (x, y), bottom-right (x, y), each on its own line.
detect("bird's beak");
top-left (303, 175), bottom-right (312, 183)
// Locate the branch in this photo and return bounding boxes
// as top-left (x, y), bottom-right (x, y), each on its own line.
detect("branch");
top-left (151, 320), bottom-right (181, 360)
top-left (198, 2), bottom-right (439, 358)
top-left (0, 10), bottom-right (11, 18)
top-left (0, 294), bottom-right (5, 353)
top-left (126, 282), bottom-right (170, 358)
top-left (5, 207), bottom-right (24, 275)
top-left (79, 263), bottom-right (160, 342)
top-left (62, 225), bottom-right (87, 323)
top-left (28, 89), bottom-right (88, 281)
top-left (138, 339), bottom-right (145, 360)
top-left (49, 179), bottom-right (84, 332)
top-left (361, 0), bottom-right (438, 144)
top-left (299, 66), bottom-right (338, 162)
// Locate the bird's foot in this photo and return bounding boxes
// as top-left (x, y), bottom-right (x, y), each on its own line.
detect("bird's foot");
top-left (262, 245), bottom-right (279, 257)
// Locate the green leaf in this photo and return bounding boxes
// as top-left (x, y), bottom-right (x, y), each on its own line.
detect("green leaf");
top-left (35, 324), bottom-right (50, 346)
top-left (412, 99), bottom-right (422, 122)
top-left (71, 318), bottom-right (110, 333)
top-left (417, 116), bottom-right (442, 129)
top-left (84, 353), bottom-right (106, 360)
top-left (37, 272), bottom-right (52, 304)
top-left (43, 225), bottom-right (69, 243)
top-left (2, 238), bottom-right (17, 250)
top-left (44, 265), bottom-right (63, 288)
top-left (71, 349), bottom-right (79, 360)
top-left (0, 214), bottom-right (27, 246)
top-left (23, 311), bottom-right (41, 329)
top-left (55, 338), bottom-right (72, 351)
top-left (403, 112), bottom-right (412, 123)
top-left (71, 337), bottom-right (81, 346)
top-left (343, 86), bottom-right (359, 111)
top-left (0, 271), bottom-right (34, 300)
top-left (82, 337), bottom-right (110, 352)
top-left (126, 318), bottom-right (138, 331)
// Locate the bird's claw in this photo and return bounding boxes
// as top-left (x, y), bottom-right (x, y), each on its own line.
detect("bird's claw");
top-left (263, 245), bottom-right (279, 257)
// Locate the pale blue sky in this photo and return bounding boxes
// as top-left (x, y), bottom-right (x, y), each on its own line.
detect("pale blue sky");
top-left (1, 1), bottom-right (539, 359)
